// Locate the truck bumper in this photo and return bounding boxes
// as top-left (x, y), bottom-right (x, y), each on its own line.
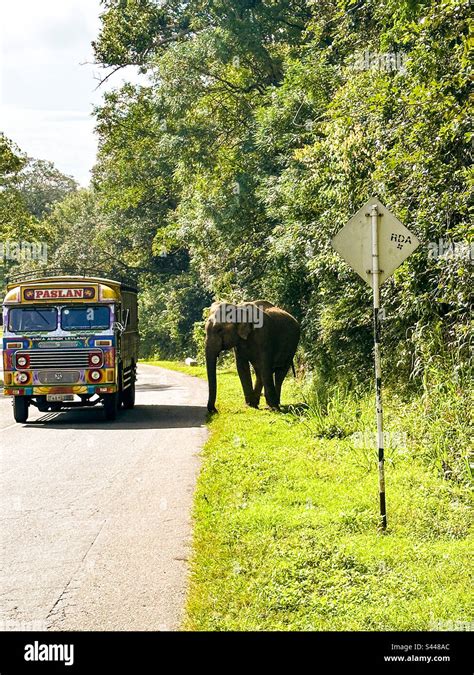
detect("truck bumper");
top-left (3, 384), bottom-right (118, 396)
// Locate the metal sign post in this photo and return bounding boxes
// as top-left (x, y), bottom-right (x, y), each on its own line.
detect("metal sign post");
top-left (370, 203), bottom-right (386, 530)
top-left (331, 197), bottom-right (420, 531)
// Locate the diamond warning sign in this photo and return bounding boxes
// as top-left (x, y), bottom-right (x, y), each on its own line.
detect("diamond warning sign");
top-left (331, 197), bottom-right (420, 287)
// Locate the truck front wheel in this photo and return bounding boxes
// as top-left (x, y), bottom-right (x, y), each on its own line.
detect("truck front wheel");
top-left (13, 396), bottom-right (29, 423)
top-left (103, 392), bottom-right (119, 421)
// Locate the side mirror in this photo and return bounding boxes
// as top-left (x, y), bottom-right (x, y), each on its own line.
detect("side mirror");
top-left (123, 309), bottom-right (130, 328)
top-left (113, 321), bottom-right (126, 333)
top-left (113, 309), bottom-right (129, 333)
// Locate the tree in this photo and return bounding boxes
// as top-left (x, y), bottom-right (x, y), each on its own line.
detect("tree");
top-left (16, 158), bottom-right (78, 219)
top-left (89, 0), bottom-right (472, 375)
top-left (0, 135), bottom-right (50, 288)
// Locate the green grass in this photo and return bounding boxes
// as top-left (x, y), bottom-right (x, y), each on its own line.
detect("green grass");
top-left (145, 360), bottom-right (473, 631)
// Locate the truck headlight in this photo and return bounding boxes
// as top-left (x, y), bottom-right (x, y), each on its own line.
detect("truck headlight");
top-left (89, 353), bottom-right (102, 366)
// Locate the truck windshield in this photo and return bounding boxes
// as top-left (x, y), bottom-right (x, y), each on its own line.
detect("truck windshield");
top-left (61, 306), bottom-right (110, 330)
top-left (8, 307), bottom-right (57, 332)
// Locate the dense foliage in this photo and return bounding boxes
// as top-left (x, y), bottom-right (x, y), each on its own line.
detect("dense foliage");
top-left (92, 0), bottom-right (472, 383)
top-left (2, 0), bottom-right (472, 384)
top-left (0, 135), bottom-right (78, 288)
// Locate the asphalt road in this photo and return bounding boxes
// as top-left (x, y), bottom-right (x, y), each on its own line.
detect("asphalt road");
top-left (0, 364), bottom-right (208, 631)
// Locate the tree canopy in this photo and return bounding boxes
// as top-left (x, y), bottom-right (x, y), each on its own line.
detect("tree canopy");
top-left (2, 0), bottom-right (472, 379)
top-left (88, 0), bottom-right (472, 378)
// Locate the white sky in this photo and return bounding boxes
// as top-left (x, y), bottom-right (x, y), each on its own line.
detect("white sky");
top-left (0, 0), bottom-right (142, 186)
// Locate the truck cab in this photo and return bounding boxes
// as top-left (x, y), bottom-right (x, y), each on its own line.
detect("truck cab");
top-left (2, 273), bottom-right (139, 422)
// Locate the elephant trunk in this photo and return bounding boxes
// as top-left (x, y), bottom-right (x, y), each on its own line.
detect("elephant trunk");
top-left (206, 346), bottom-right (218, 413)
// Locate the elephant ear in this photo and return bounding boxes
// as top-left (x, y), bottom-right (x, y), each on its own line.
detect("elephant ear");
top-left (237, 322), bottom-right (253, 339)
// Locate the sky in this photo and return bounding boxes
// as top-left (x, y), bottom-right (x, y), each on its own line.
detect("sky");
top-left (0, 0), bottom-right (141, 186)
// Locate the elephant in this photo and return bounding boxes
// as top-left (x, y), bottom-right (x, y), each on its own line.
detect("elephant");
top-left (205, 300), bottom-right (300, 413)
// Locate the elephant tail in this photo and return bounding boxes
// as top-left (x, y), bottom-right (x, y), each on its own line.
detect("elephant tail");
top-left (291, 361), bottom-right (296, 378)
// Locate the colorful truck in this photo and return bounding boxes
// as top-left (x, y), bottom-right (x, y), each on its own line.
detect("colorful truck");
top-left (2, 273), bottom-right (139, 423)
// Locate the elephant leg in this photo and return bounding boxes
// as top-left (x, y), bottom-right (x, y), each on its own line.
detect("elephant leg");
top-left (250, 369), bottom-right (263, 408)
top-left (274, 365), bottom-right (290, 406)
top-left (235, 351), bottom-right (255, 406)
top-left (261, 360), bottom-right (279, 410)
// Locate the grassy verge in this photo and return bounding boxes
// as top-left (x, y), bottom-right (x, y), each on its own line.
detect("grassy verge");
top-left (145, 360), bottom-right (472, 631)
top-left (143, 359), bottom-right (208, 379)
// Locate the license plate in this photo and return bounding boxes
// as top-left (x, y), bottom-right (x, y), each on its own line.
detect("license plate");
top-left (46, 394), bottom-right (74, 402)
